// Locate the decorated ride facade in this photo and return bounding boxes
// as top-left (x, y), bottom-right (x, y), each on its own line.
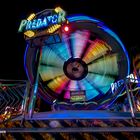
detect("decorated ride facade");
top-left (19, 7), bottom-right (130, 113)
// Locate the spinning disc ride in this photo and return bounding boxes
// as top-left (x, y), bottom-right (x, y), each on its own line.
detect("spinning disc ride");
top-left (24, 8), bottom-right (130, 109)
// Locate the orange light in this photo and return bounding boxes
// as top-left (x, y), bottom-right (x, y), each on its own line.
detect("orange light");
top-left (27, 13), bottom-right (36, 21)
top-left (54, 7), bottom-right (63, 13)
top-left (24, 30), bottom-right (35, 37)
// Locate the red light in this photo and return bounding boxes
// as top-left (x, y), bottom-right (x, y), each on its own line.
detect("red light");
top-left (2, 86), bottom-right (7, 90)
top-left (64, 26), bottom-right (69, 32)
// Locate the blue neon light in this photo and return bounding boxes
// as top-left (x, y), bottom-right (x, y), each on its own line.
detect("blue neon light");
top-left (67, 15), bottom-right (100, 23)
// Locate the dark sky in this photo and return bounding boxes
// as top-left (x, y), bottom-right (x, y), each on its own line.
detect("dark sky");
top-left (0, 0), bottom-right (139, 80)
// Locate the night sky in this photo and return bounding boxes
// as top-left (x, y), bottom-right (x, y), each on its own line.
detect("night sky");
top-left (0, 0), bottom-right (139, 80)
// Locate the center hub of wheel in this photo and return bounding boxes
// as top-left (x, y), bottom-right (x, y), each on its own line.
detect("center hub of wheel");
top-left (63, 58), bottom-right (88, 80)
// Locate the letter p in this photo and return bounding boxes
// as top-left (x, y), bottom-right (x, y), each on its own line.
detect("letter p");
top-left (18, 20), bottom-right (27, 32)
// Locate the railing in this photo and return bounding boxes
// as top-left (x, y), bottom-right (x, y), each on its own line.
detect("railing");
top-left (0, 79), bottom-right (28, 122)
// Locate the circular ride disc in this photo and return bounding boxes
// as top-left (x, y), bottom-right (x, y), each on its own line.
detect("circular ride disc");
top-left (24, 15), bottom-right (130, 109)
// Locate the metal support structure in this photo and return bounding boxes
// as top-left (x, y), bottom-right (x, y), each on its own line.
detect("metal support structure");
top-left (28, 48), bottom-right (42, 118)
top-left (21, 81), bottom-right (30, 121)
top-left (125, 79), bottom-right (135, 118)
top-left (129, 82), bottom-right (137, 112)
top-left (0, 126), bottom-right (140, 133)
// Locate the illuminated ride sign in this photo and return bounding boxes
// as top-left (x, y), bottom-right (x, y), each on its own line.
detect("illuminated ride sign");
top-left (111, 73), bottom-right (139, 94)
top-left (18, 7), bottom-right (67, 37)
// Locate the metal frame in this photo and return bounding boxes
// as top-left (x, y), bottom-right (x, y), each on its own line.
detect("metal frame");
top-left (1, 127), bottom-right (140, 133)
